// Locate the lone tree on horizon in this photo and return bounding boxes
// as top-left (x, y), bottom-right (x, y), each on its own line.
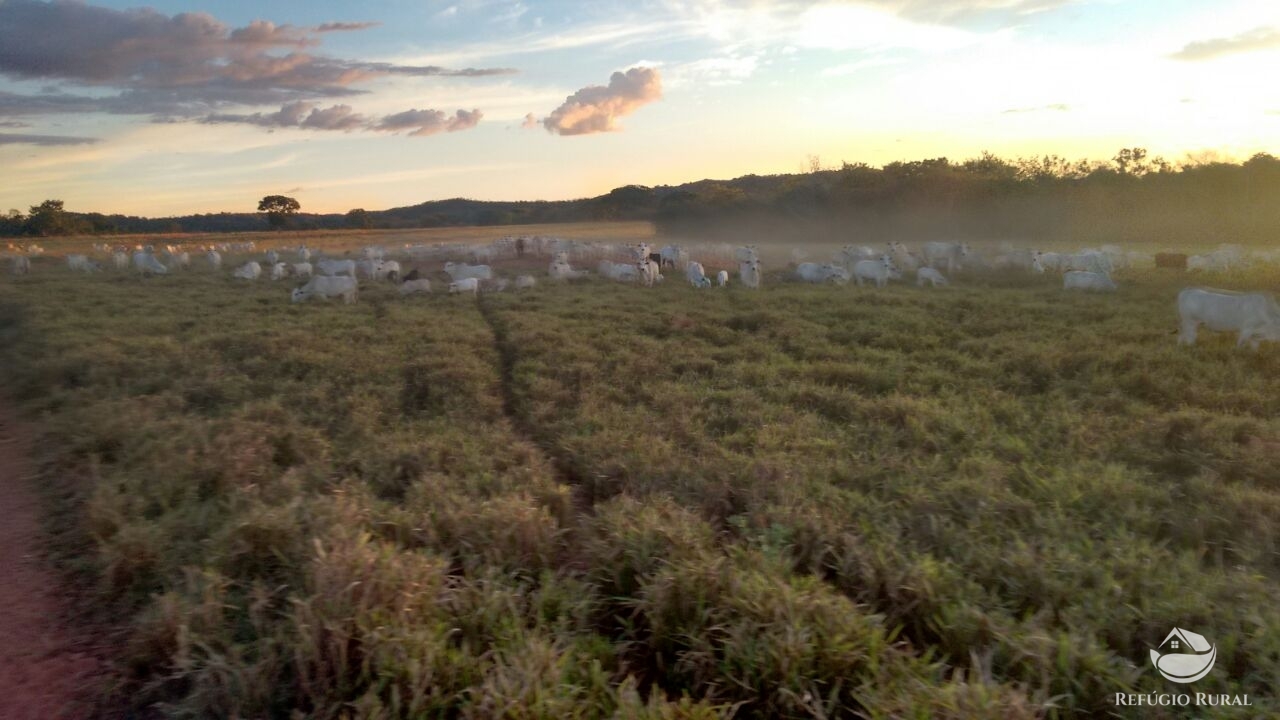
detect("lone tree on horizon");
top-left (258, 195), bottom-right (301, 230)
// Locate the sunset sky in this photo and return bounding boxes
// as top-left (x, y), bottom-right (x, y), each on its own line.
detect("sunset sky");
top-left (1, 0), bottom-right (1278, 217)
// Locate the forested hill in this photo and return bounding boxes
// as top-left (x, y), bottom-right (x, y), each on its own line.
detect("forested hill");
top-left (5, 148), bottom-right (1280, 245)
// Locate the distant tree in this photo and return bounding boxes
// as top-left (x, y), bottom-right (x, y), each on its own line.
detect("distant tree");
top-left (25, 199), bottom-right (74, 236)
top-left (0, 208), bottom-right (24, 236)
top-left (1112, 147), bottom-right (1150, 176)
top-left (345, 208), bottom-right (372, 229)
top-left (258, 195), bottom-right (301, 229)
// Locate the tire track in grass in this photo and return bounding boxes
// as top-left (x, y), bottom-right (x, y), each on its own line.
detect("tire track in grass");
top-left (0, 403), bottom-right (107, 720)
top-left (476, 294), bottom-right (596, 515)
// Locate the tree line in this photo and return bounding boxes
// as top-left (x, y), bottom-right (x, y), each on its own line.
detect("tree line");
top-left (4, 149), bottom-right (1279, 246)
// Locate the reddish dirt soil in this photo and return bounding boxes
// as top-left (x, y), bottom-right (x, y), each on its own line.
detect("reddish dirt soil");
top-left (0, 404), bottom-right (105, 719)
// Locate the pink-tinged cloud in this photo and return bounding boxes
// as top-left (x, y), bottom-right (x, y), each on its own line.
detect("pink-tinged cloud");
top-left (521, 112), bottom-right (539, 129)
top-left (543, 67), bottom-right (662, 136)
top-left (375, 108), bottom-right (483, 136)
top-left (203, 101), bottom-right (367, 131)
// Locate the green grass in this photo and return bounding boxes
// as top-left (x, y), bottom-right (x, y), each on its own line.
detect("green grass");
top-left (1, 254), bottom-right (1277, 718)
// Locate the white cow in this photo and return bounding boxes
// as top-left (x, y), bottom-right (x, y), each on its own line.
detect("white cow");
top-left (638, 258), bottom-right (661, 287)
top-left (170, 251), bottom-right (190, 270)
top-left (444, 261), bottom-right (493, 282)
top-left (716, 270), bottom-right (729, 287)
top-left (992, 250), bottom-right (1045, 273)
top-left (598, 260), bottom-right (638, 282)
top-left (887, 242), bottom-right (920, 272)
top-left (133, 251), bottom-right (169, 275)
top-left (112, 251), bottom-right (129, 271)
top-left (837, 245), bottom-right (878, 269)
top-left (317, 259), bottom-right (357, 277)
top-left (1063, 252), bottom-right (1112, 274)
top-left (549, 252), bottom-right (588, 280)
top-left (270, 262), bottom-right (289, 280)
top-left (515, 274), bottom-right (537, 290)
top-left (292, 275), bottom-right (358, 304)
top-left (67, 254), bottom-right (96, 272)
top-left (922, 241), bottom-right (969, 272)
top-left (374, 260), bottom-right (402, 281)
top-left (206, 250), bottom-right (222, 270)
top-left (917, 267), bottom-right (948, 287)
top-left (659, 245), bottom-right (686, 268)
top-left (10, 256), bottom-right (31, 275)
top-left (297, 247), bottom-right (312, 261)
top-left (1178, 287), bottom-right (1280, 348)
top-left (292, 262), bottom-right (313, 279)
top-left (265, 249), bottom-right (279, 265)
top-left (1062, 270), bottom-right (1116, 291)
top-left (398, 278), bottom-right (433, 295)
top-left (853, 256), bottom-right (900, 287)
top-left (232, 261), bottom-right (262, 280)
top-left (686, 261), bottom-right (711, 288)
top-left (795, 262), bottom-right (850, 284)
top-left (738, 258), bottom-right (762, 289)
top-left (449, 277), bottom-right (480, 295)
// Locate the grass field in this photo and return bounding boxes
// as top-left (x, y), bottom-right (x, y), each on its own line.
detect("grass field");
top-left (1, 247), bottom-right (1277, 718)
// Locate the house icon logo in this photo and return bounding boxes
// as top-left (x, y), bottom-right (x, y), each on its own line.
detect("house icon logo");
top-left (1150, 628), bottom-right (1216, 683)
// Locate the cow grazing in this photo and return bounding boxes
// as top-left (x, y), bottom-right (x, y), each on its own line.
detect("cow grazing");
top-left (67, 254), bottom-right (97, 272)
top-left (515, 274), bottom-right (537, 290)
top-left (133, 250), bottom-right (169, 275)
top-left (292, 262), bottom-right (313, 279)
top-left (1063, 270), bottom-right (1116, 291)
top-left (738, 258), bottom-right (762, 289)
top-left (598, 260), bottom-right (639, 282)
top-left (853, 256), bottom-right (900, 287)
top-left (398, 278), bottom-right (432, 295)
top-left (270, 262), bottom-right (289, 280)
top-left (444, 261), bottom-right (493, 282)
top-left (317, 259), bottom-right (357, 277)
top-left (1063, 252), bottom-right (1112, 274)
top-left (686, 261), bottom-right (711, 288)
top-left (917, 267), bottom-right (948, 287)
top-left (660, 245), bottom-right (685, 268)
top-left (233, 261), bottom-right (263, 280)
top-left (922, 241), bottom-right (969, 273)
top-left (292, 275), bottom-right (358, 304)
top-left (449, 277), bottom-right (480, 295)
top-left (1178, 287), bottom-right (1280, 348)
top-left (795, 262), bottom-right (850, 284)
top-left (549, 252), bottom-right (588, 280)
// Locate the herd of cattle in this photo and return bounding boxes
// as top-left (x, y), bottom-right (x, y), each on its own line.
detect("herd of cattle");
top-left (6, 236), bottom-right (1280, 347)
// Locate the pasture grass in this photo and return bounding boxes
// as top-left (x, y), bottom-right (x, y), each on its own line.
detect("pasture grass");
top-left (1, 253), bottom-right (1277, 718)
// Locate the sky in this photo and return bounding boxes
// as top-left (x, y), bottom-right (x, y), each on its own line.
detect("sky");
top-left (0, 0), bottom-right (1278, 217)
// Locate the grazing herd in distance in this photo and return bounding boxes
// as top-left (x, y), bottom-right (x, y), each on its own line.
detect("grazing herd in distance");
top-left (6, 235), bottom-right (1280, 348)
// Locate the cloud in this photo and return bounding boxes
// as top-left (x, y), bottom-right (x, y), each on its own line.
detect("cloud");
top-left (0, 120), bottom-right (32, 128)
top-left (202, 102), bottom-right (483, 136)
top-left (543, 67), bottom-right (662, 136)
top-left (314, 22), bottom-right (380, 33)
top-left (0, 132), bottom-right (99, 146)
top-left (203, 101), bottom-right (369, 131)
top-left (1001, 103), bottom-right (1070, 113)
top-left (0, 1), bottom-right (513, 118)
top-left (375, 108), bottom-right (484, 136)
top-left (521, 112), bottom-right (539, 129)
top-left (1171, 26), bottom-right (1280, 61)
